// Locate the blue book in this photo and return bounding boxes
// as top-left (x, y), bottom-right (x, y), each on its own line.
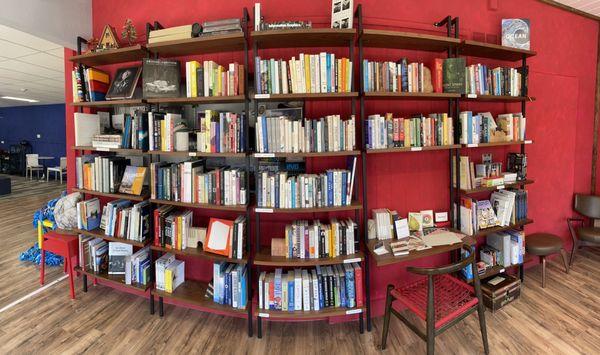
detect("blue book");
top-left (255, 56), bottom-right (262, 94)
top-left (261, 116), bottom-right (268, 152)
top-left (363, 60), bottom-right (369, 92)
top-left (316, 266), bottom-right (324, 309)
top-left (340, 271), bottom-right (347, 308)
top-left (467, 111), bottom-right (473, 144)
top-left (326, 54), bottom-right (331, 92)
top-left (344, 264), bottom-right (355, 308)
top-left (274, 175), bottom-right (280, 208)
top-left (288, 275), bottom-right (294, 312)
top-left (240, 266), bottom-right (247, 309)
top-left (89, 91), bottom-right (106, 102)
top-left (291, 179), bottom-right (296, 208)
top-left (327, 171), bottom-right (334, 206)
top-left (341, 171), bottom-right (347, 206)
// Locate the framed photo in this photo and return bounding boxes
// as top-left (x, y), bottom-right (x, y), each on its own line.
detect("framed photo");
top-left (142, 59), bottom-right (181, 98)
top-left (105, 66), bottom-right (141, 100)
top-left (331, 0), bottom-right (353, 29)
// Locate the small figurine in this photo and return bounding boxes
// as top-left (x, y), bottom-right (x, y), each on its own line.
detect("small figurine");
top-left (97, 25), bottom-right (120, 51)
top-left (121, 19), bottom-right (137, 46)
top-left (85, 37), bottom-right (99, 53)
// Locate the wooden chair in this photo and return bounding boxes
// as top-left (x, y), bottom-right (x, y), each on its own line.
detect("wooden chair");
top-left (47, 157), bottom-right (67, 183)
top-left (25, 154), bottom-right (43, 180)
top-left (381, 244), bottom-right (489, 355)
top-left (567, 194), bottom-right (600, 265)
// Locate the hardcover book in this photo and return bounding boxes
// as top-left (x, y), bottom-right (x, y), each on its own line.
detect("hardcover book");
top-left (143, 59), bottom-right (181, 98)
top-left (106, 66), bottom-right (141, 100)
top-left (108, 242), bottom-right (133, 275)
top-left (442, 58), bottom-right (466, 94)
top-left (118, 166), bottom-right (147, 195)
top-left (502, 19), bottom-right (530, 50)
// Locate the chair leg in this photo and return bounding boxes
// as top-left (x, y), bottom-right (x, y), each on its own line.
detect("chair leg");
top-left (569, 238), bottom-right (578, 266)
top-left (381, 285), bottom-right (394, 350)
top-left (40, 248), bottom-right (45, 285)
top-left (541, 256), bottom-right (547, 288)
top-left (477, 302), bottom-right (490, 355)
top-left (560, 249), bottom-right (570, 274)
top-left (46, 170), bottom-right (49, 182)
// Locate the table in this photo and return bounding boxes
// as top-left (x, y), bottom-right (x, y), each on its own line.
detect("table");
top-left (37, 156), bottom-right (55, 180)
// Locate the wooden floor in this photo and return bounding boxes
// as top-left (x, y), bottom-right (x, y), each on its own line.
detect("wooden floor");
top-left (0, 175), bottom-right (599, 354)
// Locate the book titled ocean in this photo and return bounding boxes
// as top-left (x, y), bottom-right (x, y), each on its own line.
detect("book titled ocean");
top-left (502, 19), bottom-right (530, 50)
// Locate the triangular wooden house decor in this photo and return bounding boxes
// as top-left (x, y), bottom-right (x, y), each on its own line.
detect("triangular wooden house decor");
top-left (98, 25), bottom-right (120, 51)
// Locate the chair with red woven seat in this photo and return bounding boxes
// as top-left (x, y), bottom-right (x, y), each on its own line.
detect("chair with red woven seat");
top-left (381, 244), bottom-right (488, 355)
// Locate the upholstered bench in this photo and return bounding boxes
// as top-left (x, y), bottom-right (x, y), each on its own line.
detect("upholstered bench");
top-left (0, 176), bottom-right (11, 195)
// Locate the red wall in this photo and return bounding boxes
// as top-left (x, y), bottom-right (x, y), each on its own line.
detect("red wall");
top-left (72, 0), bottom-right (599, 317)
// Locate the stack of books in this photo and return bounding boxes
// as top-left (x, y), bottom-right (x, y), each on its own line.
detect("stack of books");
top-left (466, 64), bottom-right (522, 96)
top-left (148, 24), bottom-right (198, 44)
top-left (72, 67), bottom-right (109, 102)
top-left (255, 114), bottom-right (356, 153)
top-left (276, 219), bottom-right (358, 259)
top-left (76, 198), bottom-right (101, 231)
top-left (100, 199), bottom-right (151, 242)
top-left (212, 262), bottom-right (248, 309)
top-left (195, 110), bottom-right (246, 153)
top-left (258, 264), bottom-right (364, 312)
top-left (255, 53), bottom-right (352, 95)
top-left (185, 61), bottom-right (245, 98)
top-left (155, 253), bottom-right (185, 293)
top-left (459, 111), bottom-right (526, 144)
top-left (365, 113), bottom-right (454, 149)
top-left (201, 18), bottom-right (242, 36)
top-left (362, 59), bottom-right (428, 93)
top-left (78, 237), bottom-right (108, 273)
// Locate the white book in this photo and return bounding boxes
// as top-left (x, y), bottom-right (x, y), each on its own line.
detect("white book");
top-left (301, 270), bottom-right (311, 311)
top-left (74, 113), bottom-right (100, 146)
top-left (294, 269), bottom-right (302, 311)
top-left (319, 52), bottom-right (327, 93)
top-left (254, 3), bottom-right (261, 31)
top-left (258, 271), bottom-right (266, 309)
top-left (311, 269), bottom-right (320, 311)
top-left (281, 60), bottom-right (289, 94)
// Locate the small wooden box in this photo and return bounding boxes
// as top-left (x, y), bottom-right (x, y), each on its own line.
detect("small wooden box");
top-left (480, 273), bottom-right (521, 312)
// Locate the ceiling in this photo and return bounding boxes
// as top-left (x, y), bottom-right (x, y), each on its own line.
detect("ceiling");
top-left (0, 24), bottom-right (64, 108)
top-left (553, 0), bottom-right (600, 17)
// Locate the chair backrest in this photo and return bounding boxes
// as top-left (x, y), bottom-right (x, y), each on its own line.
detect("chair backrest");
top-left (25, 154), bottom-right (39, 167)
top-left (59, 157), bottom-right (67, 170)
top-left (407, 244), bottom-right (475, 276)
top-left (574, 194), bottom-right (600, 219)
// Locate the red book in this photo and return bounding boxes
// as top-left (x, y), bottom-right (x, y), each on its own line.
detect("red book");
top-left (432, 58), bottom-right (443, 93)
top-left (353, 263), bottom-right (364, 307)
top-left (88, 79), bottom-right (109, 93)
top-left (153, 209), bottom-right (160, 246)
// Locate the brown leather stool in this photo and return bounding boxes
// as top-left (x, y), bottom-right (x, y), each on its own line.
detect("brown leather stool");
top-left (525, 233), bottom-right (569, 288)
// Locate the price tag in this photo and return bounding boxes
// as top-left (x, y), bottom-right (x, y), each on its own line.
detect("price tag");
top-left (524, 140), bottom-right (532, 144)
top-left (467, 94), bottom-right (477, 98)
top-left (255, 94), bottom-right (271, 99)
top-left (254, 153), bottom-right (275, 158)
top-left (343, 258), bottom-right (362, 264)
top-left (346, 309), bottom-right (363, 315)
top-left (255, 208), bottom-right (273, 213)
top-left (411, 147), bottom-right (423, 151)
top-left (496, 185), bottom-right (505, 190)
top-left (467, 143), bottom-right (478, 148)
top-left (258, 312), bottom-right (270, 318)
top-left (188, 152), bottom-right (198, 157)
top-left (96, 147), bottom-right (109, 152)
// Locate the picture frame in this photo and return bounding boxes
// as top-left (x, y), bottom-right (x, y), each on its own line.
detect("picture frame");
top-left (331, 0), bottom-right (353, 29)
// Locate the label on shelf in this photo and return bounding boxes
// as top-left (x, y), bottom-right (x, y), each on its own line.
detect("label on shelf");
top-left (496, 185), bottom-right (505, 190)
top-left (188, 152), bottom-right (198, 157)
top-left (258, 312), bottom-right (270, 318)
top-left (467, 94), bottom-right (477, 98)
top-left (467, 143), bottom-right (478, 148)
top-left (500, 268), bottom-right (505, 273)
top-left (410, 147), bottom-right (423, 151)
top-left (255, 208), bottom-right (273, 213)
top-left (524, 140), bottom-right (533, 144)
top-left (96, 147), bottom-right (110, 152)
top-left (254, 153), bottom-right (275, 158)
top-left (346, 309), bottom-right (363, 315)
top-left (255, 94), bottom-right (270, 99)
top-left (344, 258), bottom-right (362, 264)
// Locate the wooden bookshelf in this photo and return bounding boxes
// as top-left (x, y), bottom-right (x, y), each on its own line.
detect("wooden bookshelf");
top-left (69, 44), bottom-right (147, 66)
top-left (74, 228), bottom-right (150, 247)
top-left (460, 179), bottom-right (535, 194)
top-left (150, 245), bottom-right (248, 264)
top-left (366, 235), bottom-right (476, 267)
top-left (254, 202), bottom-right (362, 214)
top-left (461, 140), bottom-right (533, 148)
top-left (145, 95), bottom-right (246, 105)
top-left (253, 249), bottom-right (364, 267)
top-left (252, 28), bottom-right (356, 48)
top-left (146, 150), bottom-right (246, 158)
top-left (72, 188), bottom-right (149, 202)
top-left (253, 92), bottom-right (358, 101)
top-left (71, 146), bottom-right (144, 154)
top-left (75, 266), bottom-right (151, 291)
top-left (257, 307), bottom-right (364, 319)
top-left (149, 199), bottom-right (247, 212)
top-left (367, 145), bottom-right (460, 154)
top-left (71, 99), bottom-right (146, 107)
top-left (253, 150), bottom-right (361, 158)
top-left (363, 92), bottom-right (460, 100)
top-left (459, 39), bottom-right (537, 61)
top-left (146, 32), bottom-right (246, 56)
top-left (472, 218), bottom-right (534, 238)
top-left (360, 29), bottom-right (461, 51)
top-left (152, 280), bottom-right (247, 315)
top-left (462, 94), bottom-right (533, 102)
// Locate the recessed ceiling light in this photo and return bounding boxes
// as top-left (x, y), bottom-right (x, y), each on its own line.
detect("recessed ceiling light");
top-left (1, 96), bottom-right (39, 103)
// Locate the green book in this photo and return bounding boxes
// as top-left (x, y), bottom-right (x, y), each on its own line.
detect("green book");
top-left (443, 58), bottom-right (466, 94)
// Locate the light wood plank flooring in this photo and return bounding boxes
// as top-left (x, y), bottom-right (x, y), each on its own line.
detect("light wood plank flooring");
top-left (0, 175), bottom-right (598, 354)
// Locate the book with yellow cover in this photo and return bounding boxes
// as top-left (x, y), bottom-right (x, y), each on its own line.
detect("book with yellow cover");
top-left (87, 68), bottom-right (110, 84)
top-left (118, 166), bottom-right (147, 195)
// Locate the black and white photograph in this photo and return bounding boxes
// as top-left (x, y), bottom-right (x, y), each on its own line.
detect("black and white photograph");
top-left (142, 59), bottom-right (181, 98)
top-left (333, 1), bottom-right (341, 13)
top-left (330, 0), bottom-right (353, 29)
top-left (342, 0), bottom-right (350, 11)
top-left (105, 66), bottom-right (141, 100)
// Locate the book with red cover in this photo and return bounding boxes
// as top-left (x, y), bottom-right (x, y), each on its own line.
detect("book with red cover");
top-left (353, 262), bottom-right (364, 307)
top-left (204, 217), bottom-right (233, 256)
top-left (88, 80), bottom-right (109, 93)
top-left (432, 58), bottom-right (444, 93)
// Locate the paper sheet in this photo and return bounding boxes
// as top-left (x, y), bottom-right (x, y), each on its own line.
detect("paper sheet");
top-left (207, 221), bottom-right (230, 250)
top-left (421, 230), bottom-right (462, 247)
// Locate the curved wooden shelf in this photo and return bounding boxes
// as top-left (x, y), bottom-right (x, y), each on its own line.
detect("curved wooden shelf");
top-left (146, 95), bottom-right (246, 105)
top-left (71, 99), bottom-right (146, 107)
top-left (253, 249), bottom-right (364, 267)
top-left (146, 150), bottom-right (246, 158)
top-left (459, 39), bottom-right (536, 61)
top-left (252, 28), bottom-right (355, 48)
top-left (363, 91), bottom-right (460, 100)
top-left (257, 306), bottom-right (364, 319)
top-left (472, 218), bottom-right (533, 238)
top-left (253, 150), bottom-right (360, 158)
top-left (73, 188), bottom-right (149, 202)
top-left (71, 146), bottom-right (144, 154)
top-left (146, 32), bottom-right (246, 56)
top-left (460, 179), bottom-right (534, 195)
top-left (254, 202), bottom-right (362, 214)
top-left (74, 228), bottom-right (150, 247)
top-left (367, 145), bottom-right (460, 154)
top-left (461, 140), bottom-right (533, 148)
top-left (149, 199), bottom-right (247, 212)
top-left (69, 45), bottom-right (147, 66)
top-left (75, 266), bottom-right (151, 291)
top-left (360, 29), bottom-right (460, 52)
top-left (253, 92), bottom-right (358, 101)
top-left (150, 245), bottom-right (247, 264)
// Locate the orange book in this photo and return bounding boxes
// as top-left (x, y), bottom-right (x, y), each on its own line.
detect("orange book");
top-left (118, 166), bottom-right (147, 195)
top-left (204, 218), bottom-right (233, 257)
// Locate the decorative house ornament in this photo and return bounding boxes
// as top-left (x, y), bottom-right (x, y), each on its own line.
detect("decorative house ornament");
top-left (97, 25), bottom-right (120, 51)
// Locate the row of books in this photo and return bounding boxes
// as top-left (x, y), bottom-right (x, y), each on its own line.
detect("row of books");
top-left (155, 253), bottom-right (185, 293)
top-left (195, 110), bottom-right (246, 153)
top-left (255, 54), bottom-right (353, 95)
top-left (75, 155), bottom-right (148, 196)
top-left (362, 59), bottom-right (429, 93)
top-left (100, 199), bottom-right (151, 242)
top-left (458, 189), bottom-right (527, 235)
top-left (72, 67), bottom-right (109, 102)
top-left (454, 155), bottom-right (522, 191)
top-left (185, 61), bottom-right (245, 98)
top-left (275, 219), bottom-right (359, 259)
top-left (153, 206), bottom-right (193, 250)
top-left (365, 113), bottom-right (455, 150)
top-left (466, 64), bottom-right (523, 97)
top-left (258, 264), bottom-right (364, 312)
top-left (256, 162), bottom-right (357, 209)
top-left (150, 161), bottom-right (247, 206)
top-left (212, 262), bottom-right (248, 309)
top-left (255, 114), bottom-right (356, 153)
top-left (458, 112), bottom-right (526, 144)
top-left (461, 230), bottom-right (525, 281)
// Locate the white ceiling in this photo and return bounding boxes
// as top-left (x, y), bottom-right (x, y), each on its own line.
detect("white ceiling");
top-left (553, 0), bottom-right (600, 17)
top-left (0, 25), bottom-right (64, 108)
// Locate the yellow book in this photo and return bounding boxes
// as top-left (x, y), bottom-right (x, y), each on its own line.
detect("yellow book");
top-left (177, 216), bottom-right (183, 250)
top-left (165, 268), bottom-right (173, 293)
top-left (190, 61), bottom-right (199, 97)
top-left (404, 119), bottom-right (411, 147)
top-left (217, 65), bottom-right (223, 96)
top-left (304, 54), bottom-right (311, 93)
top-left (160, 120), bottom-right (166, 151)
top-left (87, 68), bottom-right (110, 84)
top-left (442, 113), bottom-right (448, 146)
top-left (339, 59), bottom-right (344, 93)
top-left (328, 225), bottom-right (334, 256)
top-left (118, 166), bottom-right (148, 195)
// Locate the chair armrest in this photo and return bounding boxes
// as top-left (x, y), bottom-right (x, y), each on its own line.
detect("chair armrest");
top-left (567, 218), bottom-right (585, 242)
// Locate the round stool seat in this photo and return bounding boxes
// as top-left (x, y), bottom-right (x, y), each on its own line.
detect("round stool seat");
top-left (526, 233), bottom-right (564, 256)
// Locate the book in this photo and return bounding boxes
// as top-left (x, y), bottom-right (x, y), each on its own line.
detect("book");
top-left (185, 61), bottom-right (244, 97)
top-left (76, 198), bottom-right (101, 231)
top-left (164, 259), bottom-right (185, 293)
top-left (502, 19), bottom-right (530, 50)
top-left (365, 113), bottom-right (454, 149)
top-left (142, 59), bottom-right (181, 98)
top-left (465, 64), bottom-right (522, 97)
top-left (195, 110), bottom-right (246, 153)
top-left (204, 218), bottom-right (233, 257)
top-left (74, 113), bottom-right (100, 146)
top-left (105, 66), bottom-right (141, 100)
top-left (213, 262), bottom-right (247, 309)
top-left (362, 59), bottom-right (431, 93)
top-left (108, 242), bottom-right (133, 275)
top-left (442, 58), bottom-right (466, 94)
top-left (118, 166), bottom-right (147, 195)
